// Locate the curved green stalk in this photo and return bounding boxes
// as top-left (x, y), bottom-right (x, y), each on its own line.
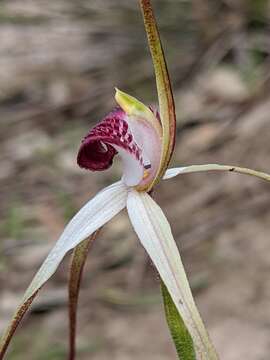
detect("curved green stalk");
top-left (68, 232), bottom-right (98, 360)
top-left (139, 0), bottom-right (176, 191)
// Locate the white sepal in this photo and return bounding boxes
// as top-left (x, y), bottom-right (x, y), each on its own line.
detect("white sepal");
top-left (163, 166), bottom-right (188, 179)
top-left (23, 181), bottom-right (128, 301)
top-left (164, 164), bottom-right (270, 182)
top-left (163, 164), bottom-right (231, 179)
top-left (126, 190), bottom-right (217, 360)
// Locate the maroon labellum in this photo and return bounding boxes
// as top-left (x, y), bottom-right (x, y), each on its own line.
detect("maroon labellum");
top-left (78, 102), bottom-right (162, 188)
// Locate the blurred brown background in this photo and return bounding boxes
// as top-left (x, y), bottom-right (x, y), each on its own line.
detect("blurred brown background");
top-left (1, 0), bottom-right (270, 359)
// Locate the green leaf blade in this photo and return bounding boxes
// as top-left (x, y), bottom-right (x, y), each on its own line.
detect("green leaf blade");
top-left (161, 281), bottom-right (196, 360)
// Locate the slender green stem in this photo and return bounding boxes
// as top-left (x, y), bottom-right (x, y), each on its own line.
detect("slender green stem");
top-left (68, 231), bottom-right (98, 360)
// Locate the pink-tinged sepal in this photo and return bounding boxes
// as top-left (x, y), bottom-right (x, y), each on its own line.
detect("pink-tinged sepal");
top-left (77, 94), bottom-right (162, 188)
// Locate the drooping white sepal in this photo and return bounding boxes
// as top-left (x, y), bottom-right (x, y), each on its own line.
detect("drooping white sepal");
top-left (126, 190), bottom-right (217, 360)
top-left (23, 181), bottom-right (128, 301)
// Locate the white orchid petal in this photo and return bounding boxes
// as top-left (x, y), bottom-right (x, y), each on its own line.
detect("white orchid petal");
top-left (163, 164), bottom-right (270, 182)
top-left (23, 181), bottom-right (127, 301)
top-left (126, 190), bottom-right (217, 360)
top-left (163, 167), bottom-right (188, 179)
top-left (163, 164), bottom-right (232, 179)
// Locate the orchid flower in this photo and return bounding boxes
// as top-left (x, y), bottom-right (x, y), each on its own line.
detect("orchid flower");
top-left (1, 1), bottom-right (270, 360)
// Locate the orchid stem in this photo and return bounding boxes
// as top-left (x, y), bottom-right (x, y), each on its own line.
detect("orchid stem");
top-left (68, 231), bottom-right (98, 360)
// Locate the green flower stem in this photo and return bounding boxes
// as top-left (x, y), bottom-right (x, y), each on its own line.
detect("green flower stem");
top-left (68, 231), bottom-right (99, 360)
